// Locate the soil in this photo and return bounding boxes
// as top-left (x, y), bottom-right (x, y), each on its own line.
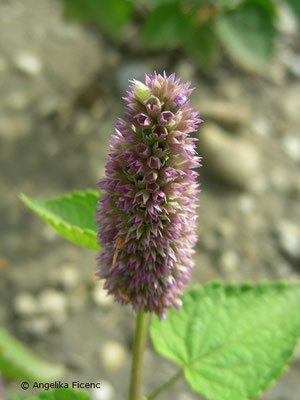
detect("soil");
top-left (0, 1), bottom-right (300, 400)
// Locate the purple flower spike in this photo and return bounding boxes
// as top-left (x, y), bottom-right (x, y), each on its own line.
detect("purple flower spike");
top-left (144, 95), bottom-right (161, 117)
top-left (152, 126), bottom-right (168, 140)
top-left (174, 93), bottom-right (188, 108)
top-left (96, 72), bottom-right (203, 317)
top-left (158, 111), bottom-right (175, 126)
top-left (135, 143), bottom-right (151, 159)
top-left (147, 156), bottom-right (161, 170)
top-left (133, 113), bottom-right (153, 127)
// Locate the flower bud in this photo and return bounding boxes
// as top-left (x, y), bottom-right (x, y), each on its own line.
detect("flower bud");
top-left (132, 79), bottom-right (151, 103)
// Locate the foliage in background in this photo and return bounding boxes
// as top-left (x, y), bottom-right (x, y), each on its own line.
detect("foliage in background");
top-left (13, 388), bottom-right (91, 400)
top-left (0, 329), bottom-right (64, 382)
top-left (62, 0), bottom-right (300, 72)
top-left (20, 191), bottom-right (101, 250)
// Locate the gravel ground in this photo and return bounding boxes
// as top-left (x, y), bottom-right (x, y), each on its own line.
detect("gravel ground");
top-left (0, 1), bottom-right (300, 400)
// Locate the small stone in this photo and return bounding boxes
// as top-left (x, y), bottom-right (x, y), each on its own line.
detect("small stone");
top-left (276, 262), bottom-right (298, 280)
top-left (92, 281), bottom-right (113, 307)
top-left (283, 86), bottom-right (300, 120)
top-left (37, 96), bottom-right (67, 118)
top-left (249, 175), bottom-right (268, 194)
top-left (267, 61), bottom-right (286, 85)
top-left (216, 219), bottom-right (235, 239)
top-left (0, 114), bottom-right (32, 140)
top-left (276, 220), bottom-right (300, 261)
top-left (91, 100), bottom-right (108, 119)
top-left (238, 195), bottom-right (255, 215)
top-left (219, 250), bottom-right (239, 273)
top-left (282, 136), bottom-right (300, 162)
top-left (13, 51), bottom-right (42, 76)
top-left (200, 123), bottom-right (261, 189)
top-left (74, 112), bottom-right (94, 136)
top-left (14, 292), bottom-right (39, 316)
top-left (243, 242), bottom-right (258, 260)
top-left (41, 225), bottom-right (58, 241)
top-left (216, 79), bottom-right (243, 100)
top-left (200, 234), bottom-right (216, 251)
top-left (39, 289), bottom-right (67, 313)
top-left (90, 380), bottom-right (114, 400)
top-left (251, 116), bottom-right (272, 138)
top-left (38, 289), bottom-right (68, 326)
top-left (100, 341), bottom-right (127, 370)
top-left (68, 286), bottom-right (88, 312)
top-left (270, 168), bottom-right (291, 193)
top-left (60, 265), bottom-right (80, 290)
top-left (199, 101), bottom-right (249, 130)
top-left (23, 316), bottom-right (51, 336)
top-left (6, 92), bottom-right (29, 111)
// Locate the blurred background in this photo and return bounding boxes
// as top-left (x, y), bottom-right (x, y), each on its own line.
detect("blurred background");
top-left (0, 0), bottom-right (300, 399)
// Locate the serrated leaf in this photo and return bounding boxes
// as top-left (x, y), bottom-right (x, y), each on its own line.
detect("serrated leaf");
top-left (0, 329), bottom-right (65, 381)
top-left (20, 191), bottom-right (101, 250)
top-left (20, 388), bottom-right (91, 400)
top-left (63, 0), bottom-right (133, 38)
top-left (143, 4), bottom-right (193, 49)
top-left (284, 0), bottom-right (300, 27)
top-left (216, 0), bottom-right (276, 72)
top-left (186, 23), bottom-right (217, 66)
top-left (151, 282), bottom-right (300, 400)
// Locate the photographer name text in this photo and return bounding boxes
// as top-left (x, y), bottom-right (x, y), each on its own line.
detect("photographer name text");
top-left (21, 381), bottom-right (101, 391)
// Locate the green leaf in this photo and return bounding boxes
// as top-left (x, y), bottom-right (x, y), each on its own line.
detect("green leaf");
top-left (19, 388), bottom-right (91, 400)
top-left (186, 23), bottom-right (217, 66)
top-left (284, 0), bottom-right (300, 27)
top-left (0, 329), bottom-right (64, 381)
top-left (151, 282), bottom-right (300, 400)
top-left (20, 191), bottom-right (101, 250)
top-left (216, 0), bottom-right (276, 71)
top-left (63, 0), bottom-right (133, 38)
top-left (143, 4), bottom-right (193, 49)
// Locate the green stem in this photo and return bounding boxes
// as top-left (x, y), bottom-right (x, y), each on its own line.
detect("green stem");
top-left (129, 310), bottom-right (149, 400)
top-left (144, 369), bottom-right (183, 400)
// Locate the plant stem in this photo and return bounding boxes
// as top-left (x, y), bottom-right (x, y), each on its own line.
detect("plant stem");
top-left (129, 310), bottom-right (149, 400)
top-left (144, 369), bottom-right (183, 400)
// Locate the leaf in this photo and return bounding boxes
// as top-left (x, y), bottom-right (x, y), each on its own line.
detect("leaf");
top-left (216, 0), bottom-right (276, 72)
top-left (20, 191), bottom-right (101, 250)
top-left (143, 4), bottom-right (193, 49)
top-left (151, 282), bottom-right (300, 400)
top-left (186, 23), bottom-right (217, 66)
top-left (0, 329), bottom-right (64, 381)
top-left (284, 0), bottom-right (300, 27)
top-left (19, 388), bottom-right (91, 400)
top-left (63, 0), bottom-right (133, 38)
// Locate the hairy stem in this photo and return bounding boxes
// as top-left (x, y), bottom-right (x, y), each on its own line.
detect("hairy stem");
top-left (129, 310), bottom-right (149, 400)
top-left (144, 369), bottom-right (183, 400)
